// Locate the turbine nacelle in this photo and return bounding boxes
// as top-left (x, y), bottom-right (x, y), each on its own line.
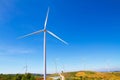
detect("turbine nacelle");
top-left (44, 29), bottom-right (47, 32)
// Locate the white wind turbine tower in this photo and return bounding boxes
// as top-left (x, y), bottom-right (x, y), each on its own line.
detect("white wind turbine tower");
top-left (18, 7), bottom-right (68, 80)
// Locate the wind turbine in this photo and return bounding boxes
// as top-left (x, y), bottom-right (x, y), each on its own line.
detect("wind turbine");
top-left (18, 7), bottom-right (68, 80)
top-left (25, 64), bottom-right (28, 74)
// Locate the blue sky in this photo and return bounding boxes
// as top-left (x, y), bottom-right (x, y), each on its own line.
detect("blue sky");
top-left (0, 0), bottom-right (120, 74)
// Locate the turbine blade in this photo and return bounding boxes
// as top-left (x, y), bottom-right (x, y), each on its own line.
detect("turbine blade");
top-left (47, 30), bottom-right (68, 45)
top-left (44, 7), bottom-right (49, 29)
top-left (18, 30), bottom-right (43, 39)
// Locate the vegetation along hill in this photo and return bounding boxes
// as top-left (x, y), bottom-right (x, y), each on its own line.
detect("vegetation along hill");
top-left (49, 71), bottom-right (120, 80)
top-left (0, 71), bottom-right (120, 80)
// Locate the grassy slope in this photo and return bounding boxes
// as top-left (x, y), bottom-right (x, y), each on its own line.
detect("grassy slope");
top-left (49, 71), bottom-right (120, 80)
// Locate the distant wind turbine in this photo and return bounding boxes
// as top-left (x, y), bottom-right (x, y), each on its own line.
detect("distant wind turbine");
top-left (54, 59), bottom-right (58, 74)
top-left (18, 7), bottom-right (68, 80)
top-left (25, 64), bottom-right (28, 74)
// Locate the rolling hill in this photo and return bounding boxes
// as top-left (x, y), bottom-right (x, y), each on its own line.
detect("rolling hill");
top-left (49, 71), bottom-right (120, 80)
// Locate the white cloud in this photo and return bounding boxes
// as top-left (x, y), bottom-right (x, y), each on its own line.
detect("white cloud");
top-left (0, 45), bottom-right (36, 55)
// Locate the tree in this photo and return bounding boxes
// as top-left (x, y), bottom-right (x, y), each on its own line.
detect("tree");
top-left (14, 74), bottom-right (23, 80)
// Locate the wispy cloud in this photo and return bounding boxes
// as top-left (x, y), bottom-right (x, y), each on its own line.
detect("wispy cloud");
top-left (0, 45), bottom-right (36, 56)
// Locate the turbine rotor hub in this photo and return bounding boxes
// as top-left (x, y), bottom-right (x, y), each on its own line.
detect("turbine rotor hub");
top-left (44, 29), bottom-right (47, 32)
